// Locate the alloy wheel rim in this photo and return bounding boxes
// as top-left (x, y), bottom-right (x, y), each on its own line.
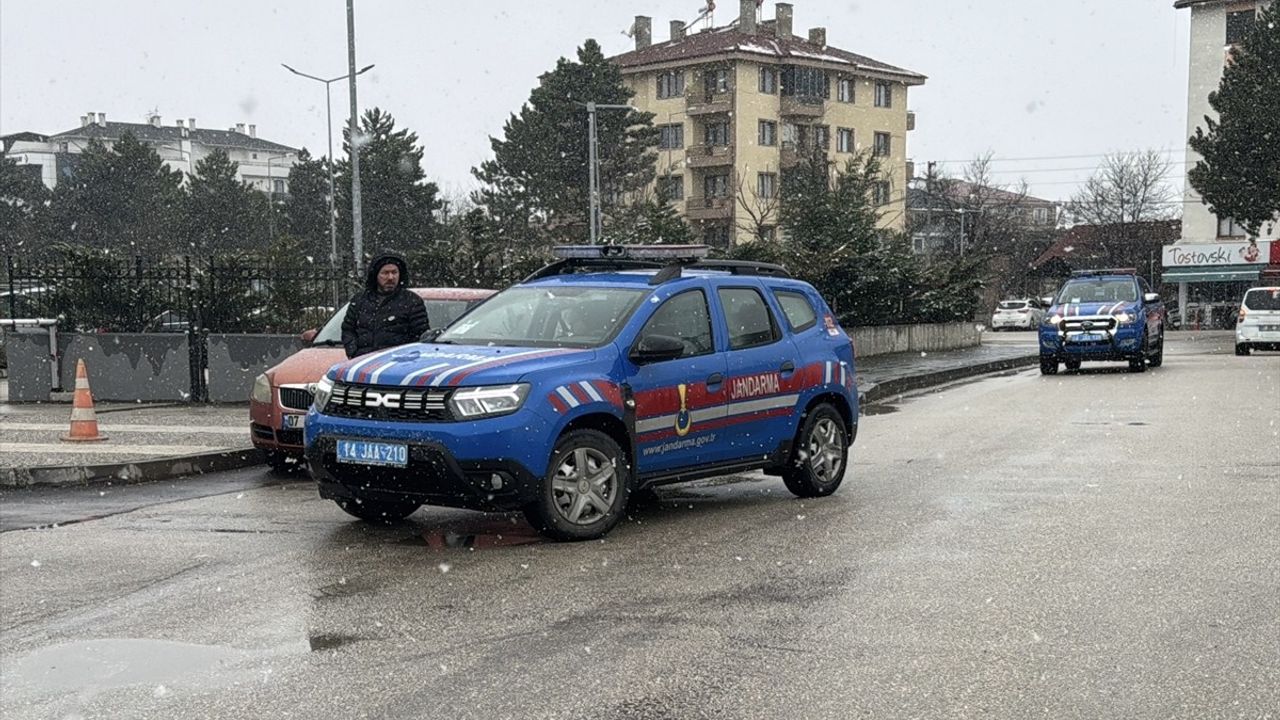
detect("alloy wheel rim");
top-left (808, 418), bottom-right (844, 482)
top-left (551, 447), bottom-right (617, 525)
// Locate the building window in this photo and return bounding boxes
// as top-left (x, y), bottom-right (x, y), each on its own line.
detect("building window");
top-left (837, 127), bottom-right (854, 153)
top-left (704, 224), bottom-right (732, 247)
top-left (874, 181), bottom-right (892, 206)
top-left (657, 71), bottom-right (686, 99)
top-left (814, 125), bottom-right (830, 151)
top-left (873, 132), bottom-right (891, 157)
top-left (780, 66), bottom-right (830, 100)
top-left (759, 67), bottom-right (777, 94)
top-left (252, 153), bottom-right (259, 159)
top-left (781, 122), bottom-right (800, 146)
top-left (1218, 216), bottom-right (1246, 237)
top-left (708, 68), bottom-right (730, 94)
top-left (704, 174), bottom-right (730, 199)
top-left (837, 77), bottom-right (855, 103)
top-left (1226, 9), bottom-right (1256, 45)
top-left (659, 123), bottom-right (685, 149)
top-left (660, 174), bottom-right (684, 201)
top-left (704, 121), bottom-right (730, 146)
top-left (272, 179), bottom-right (286, 194)
top-left (757, 172), bottom-right (777, 199)
top-left (874, 81), bottom-right (893, 108)
top-left (758, 120), bottom-right (777, 146)
top-left (1033, 207), bottom-right (1050, 225)
top-left (759, 225), bottom-right (777, 242)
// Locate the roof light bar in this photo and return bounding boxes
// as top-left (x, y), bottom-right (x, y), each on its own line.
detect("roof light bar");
top-left (1070, 268), bottom-right (1138, 277)
top-left (551, 244), bottom-right (711, 261)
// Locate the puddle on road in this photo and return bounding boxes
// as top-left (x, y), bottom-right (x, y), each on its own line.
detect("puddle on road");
top-left (861, 404), bottom-right (899, 416)
top-left (307, 633), bottom-right (365, 652)
top-left (398, 517), bottom-right (545, 550)
top-left (3, 638), bottom-right (250, 695)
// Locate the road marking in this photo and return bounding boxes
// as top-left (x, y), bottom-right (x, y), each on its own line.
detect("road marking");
top-left (0, 443), bottom-right (240, 456)
top-left (0, 423), bottom-right (246, 435)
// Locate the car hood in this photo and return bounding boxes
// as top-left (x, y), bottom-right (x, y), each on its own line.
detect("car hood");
top-left (328, 344), bottom-right (597, 388)
top-left (267, 346), bottom-right (347, 386)
top-left (1053, 301), bottom-right (1139, 318)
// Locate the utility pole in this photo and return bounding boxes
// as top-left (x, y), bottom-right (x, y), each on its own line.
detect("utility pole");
top-left (582, 101), bottom-right (633, 244)
top-left (346, 0), bottom-right (364, 273)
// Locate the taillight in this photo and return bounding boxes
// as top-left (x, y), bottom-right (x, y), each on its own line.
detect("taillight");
top-left (1239, 307), bottom-right (1248, 322)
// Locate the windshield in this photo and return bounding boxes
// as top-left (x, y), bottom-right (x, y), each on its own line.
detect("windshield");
top-left (998, 301), bottom-right (1028, 310)
top-left (1243, 289), bottom-right (1280, 311)
top-left (436, 286), bottom-right (648, 348)
top-left (1056, 278), bottom-right (1138, 305)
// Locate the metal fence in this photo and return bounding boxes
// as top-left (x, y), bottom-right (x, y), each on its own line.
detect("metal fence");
top-left (4, 254), bottom-right (353, 334)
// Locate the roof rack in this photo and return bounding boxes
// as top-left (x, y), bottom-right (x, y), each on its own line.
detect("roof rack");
top-left (522, 244), bottom-right (792, 285)
top-left (1070, 267), bottom-right (1138, 277)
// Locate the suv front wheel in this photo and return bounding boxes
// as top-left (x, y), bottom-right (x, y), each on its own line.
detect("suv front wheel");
top-left (524, 430), bottom-right (629, 541)
top-left (784, 404), bottom-right (848, 498)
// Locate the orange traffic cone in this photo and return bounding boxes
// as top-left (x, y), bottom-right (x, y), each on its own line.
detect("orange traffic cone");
top-left (62, 359), bottom-right (107, 442)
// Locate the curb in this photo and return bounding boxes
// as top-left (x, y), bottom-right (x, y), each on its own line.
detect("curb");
top-left (859, 354), bottom-right (1040, 405)
top-left (1, 447), bottom-right (265, 488)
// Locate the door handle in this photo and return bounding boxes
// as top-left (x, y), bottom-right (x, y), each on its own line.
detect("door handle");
top-left (780, 361), bottom-right (796, 373)
top-left (707, 373), bottom-right (724, 386)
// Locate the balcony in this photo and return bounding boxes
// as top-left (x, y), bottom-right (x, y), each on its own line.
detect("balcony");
top-left (780, 141), bottom-right (823, 167)
top-left (685, 144), bottom-right (734, 168)
top-left (685, 197), bottom-right (734, 221)
top-left (780, 96), bottom-right (824, 118)
top-left (686, 91), bottom-right (732, 116)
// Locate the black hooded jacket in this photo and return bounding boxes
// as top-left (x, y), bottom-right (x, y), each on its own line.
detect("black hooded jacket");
top-left (341, 253), bottom-right (430, 358)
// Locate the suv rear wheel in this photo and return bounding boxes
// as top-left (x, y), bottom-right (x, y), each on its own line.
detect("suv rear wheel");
top-left (335, 496), bottom-right (421, 523)
top-left (783, 404), bottom-right (848, 498)
top-left (1236, 343), bottom-right (1251, 356)
top-left (524, 430), bottom-right (629, 541)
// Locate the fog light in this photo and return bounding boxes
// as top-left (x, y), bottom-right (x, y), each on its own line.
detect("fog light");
top-left (490, 473), bottom-right (505, 491)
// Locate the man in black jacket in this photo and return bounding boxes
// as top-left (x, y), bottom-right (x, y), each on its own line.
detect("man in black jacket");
top-left (341, 253), bottom-right (430, 358)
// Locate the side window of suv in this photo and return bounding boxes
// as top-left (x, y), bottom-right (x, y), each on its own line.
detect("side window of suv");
top-left (638, 290), bottom-right (714, 357)
top-left (773, 289), bottom-right (818, 332)
top-left (718, 287), bottom-right (780, 349)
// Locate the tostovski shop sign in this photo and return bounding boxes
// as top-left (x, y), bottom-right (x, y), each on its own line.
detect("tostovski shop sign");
top-left (1162, 240), bottom-right (1273, 267)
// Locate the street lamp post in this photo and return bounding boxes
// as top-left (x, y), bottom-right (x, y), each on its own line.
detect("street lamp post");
top-left (582, 101), bottom-right (634, 244)
top-left (282, 62), bottom-right (374, 297)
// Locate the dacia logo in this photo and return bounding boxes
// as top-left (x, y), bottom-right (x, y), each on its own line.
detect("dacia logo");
top-left (364, 391), bottom-right (401, 409)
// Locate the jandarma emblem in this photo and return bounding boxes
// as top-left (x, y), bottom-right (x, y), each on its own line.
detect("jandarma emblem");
top-left (674, 384), bottom-right (692, 436)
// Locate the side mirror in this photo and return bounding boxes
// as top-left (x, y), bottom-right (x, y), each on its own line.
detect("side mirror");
top-left (1143, 293), bottom-right (1160, 304)
top-left (1040, 296), bottom-right (1055, 308)
top-left (420, 328), bottom-right (443, 343)
top-left (630, 335), bottom-right (685, 364)
top-left (300, 329), bottom-right (318, 344)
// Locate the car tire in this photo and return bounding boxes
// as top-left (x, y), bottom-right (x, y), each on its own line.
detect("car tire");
top-left (783, 404), bottom-right (848, 498)
top-left (334, 496), bottom-right (421, 523)
top-left (1148, 333), bottom-right (1165, 367)
top-left (1039, 356), bottom-right (1059, 375)
top-left (523, 429), bottom-right (629, 542)
top-left (1236, 343), bottom-right (1251, 356)
top-left (1065, 360), bottom-right (1081, 371)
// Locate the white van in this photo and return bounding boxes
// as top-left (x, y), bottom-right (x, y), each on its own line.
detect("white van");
top-left (1235, 287), bottom-right (1280, 356)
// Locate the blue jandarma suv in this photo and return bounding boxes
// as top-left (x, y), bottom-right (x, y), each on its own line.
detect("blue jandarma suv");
top-left (304, 245), bottom-right (859, 541)
top-left (1038, 268), bottom-right (1166, 374)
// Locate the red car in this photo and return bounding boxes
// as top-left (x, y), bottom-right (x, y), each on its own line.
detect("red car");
top-left (250, 288), bottom-right (494, 469)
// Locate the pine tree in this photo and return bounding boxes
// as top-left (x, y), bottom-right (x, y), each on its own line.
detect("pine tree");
top-left (336, 108), bottom-right (442, 262)
top-left (472, 39), bottom-right (660, 243)
top-left (1188, 2), bottom-right (1280, 235)
top-left (283, 148), bottom-right (334, 263)
top-left (0, 154), bottom-right (49, 257)
top-left (184, 148), bottom-right (271, 255)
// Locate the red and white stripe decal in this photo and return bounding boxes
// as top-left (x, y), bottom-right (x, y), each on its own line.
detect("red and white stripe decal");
top-left (548, 379), bottom-right (624, 415)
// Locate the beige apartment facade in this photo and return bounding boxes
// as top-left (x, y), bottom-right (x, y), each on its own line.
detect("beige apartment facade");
top-left (612, 1), bottom-right (925, 246)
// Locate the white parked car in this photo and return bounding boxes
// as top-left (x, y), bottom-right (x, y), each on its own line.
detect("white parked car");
top-left (1235, 286), bottom-right (1280, 356)
top-left (990, 299), bottom-right (1044, 331)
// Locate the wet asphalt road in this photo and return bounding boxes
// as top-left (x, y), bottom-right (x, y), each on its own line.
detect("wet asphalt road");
top-left (1, 337), bottom-right (1277, 719)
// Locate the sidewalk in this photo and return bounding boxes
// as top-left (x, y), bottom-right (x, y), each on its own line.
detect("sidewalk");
top-left (0, 339), bottom-right (1040, 487)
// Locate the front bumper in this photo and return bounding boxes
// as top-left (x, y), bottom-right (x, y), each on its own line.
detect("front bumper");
top-left (304, 406), bottom-right (558, 512)
top-left (249, 399), bottom-right (307, 455)
top-left (1039, 324), bottom-right (1144, 360)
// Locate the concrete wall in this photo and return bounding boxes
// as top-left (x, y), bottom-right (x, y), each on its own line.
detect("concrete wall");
top-left (850, 322), bottom-right (980, 358)
top-left (3, 330), bottom-right (61, 402)
top-left (207, 334), bottom-right (303, 403)
top-left (59, 334), bottom-right (191, 402)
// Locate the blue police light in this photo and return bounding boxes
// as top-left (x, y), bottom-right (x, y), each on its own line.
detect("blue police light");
top-left (551, 245), bottom-right (711, 261)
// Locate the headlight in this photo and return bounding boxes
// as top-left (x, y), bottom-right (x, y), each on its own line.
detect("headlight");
top-left (1045, 314), bottom-right (1062, 326)
top-left (312, 376), bottom-right (334, 411)
top-left (1114, 312), bottom-right (1135, 325)
top-left (251, 373), bottom-right (272, 404)
top-left (449, 384), bottom-right (530, 419)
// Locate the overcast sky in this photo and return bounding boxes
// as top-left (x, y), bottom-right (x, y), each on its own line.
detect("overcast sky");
top-left (1, 0), bottom-right (1193, 202)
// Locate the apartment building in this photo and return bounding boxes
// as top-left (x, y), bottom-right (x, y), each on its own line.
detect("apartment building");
top-left (612, 0), bottom-right (925, 246)
top-left (1168, 0), bottom-right (1278, 323)
top-left (3, 112), bottom-right (299, 195)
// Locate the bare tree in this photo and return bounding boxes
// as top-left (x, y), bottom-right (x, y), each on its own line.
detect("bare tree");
top-left (734, 167), bottom-right (780, 242)
top-left (1067, 150), bottom-right (1178, 271)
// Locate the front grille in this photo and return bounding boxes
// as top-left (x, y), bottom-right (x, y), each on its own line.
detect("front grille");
top-left (279, 387), bottom-right (314, 411)
top-left (324, 383), bottom-right (454, 422)
top-left (1063, 317), bottom-right (1117, 333)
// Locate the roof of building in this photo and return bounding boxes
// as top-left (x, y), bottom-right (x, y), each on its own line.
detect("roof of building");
top-left (611, 23), bottom-right (926, 84)
top-left (1031, 220), bottom-right (1181, 270)
top-left (1, 132), bottom-right (49, 153)
top-left (50, 121), bottom-right (298, 154)
top-left (906, 179), bottom-right (1058, 209)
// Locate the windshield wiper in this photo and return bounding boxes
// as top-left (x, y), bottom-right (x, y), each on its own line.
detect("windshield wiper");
top-left (312, 340), bottom-right (343, 347)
